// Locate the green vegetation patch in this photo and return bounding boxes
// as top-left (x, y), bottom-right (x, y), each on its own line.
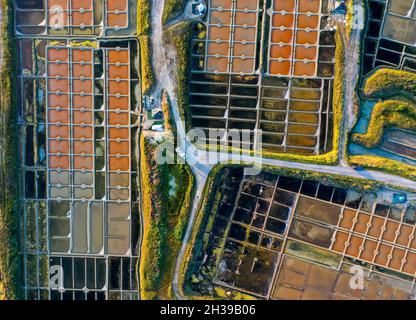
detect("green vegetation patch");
top-left (179, 166), bottom-right (226, 299)
top-left (163, 0), bottom-right (187, 24)
top-left (351, 100), bottom-right (416, 148)
top-left (161, 91), bottom-right (175, 134)
top-left (349, 52), bottom-right (416, 181)
top-left (167, 26), bottom-right (344, 163)
top-left (137, 0), bottom-right (154, 94)
top-left (139, 135), bottom-right (194, 299)
top-left (0, 0), bottom-right (21, 300)
top-left (363, 68), bottom-right (416, 100)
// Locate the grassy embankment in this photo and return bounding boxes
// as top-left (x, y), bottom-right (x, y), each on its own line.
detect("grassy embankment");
top-left (177, 163), bottom-right (386, 300)
top-left (137, 0), bottom-right (155, 95)
top-left (352, 100), bottom-right (416, 148)
top-left (260, 165), bottom-right (383, 191)
top-left (162, 0), bottom-right (187, 25)
top-left (0, 0), bottom-right (21, 300)
top-left (345, 0), bottom-right (355, 35)
top-left (139, 18), bottom-right (194, 298)
top-left (347, 68), bottom-right (416, 180)
top-left (349, 155), bottom-right (416, 181)
top-left (139, 134), bottom-right (195, 299)
top-left (172, 21), bottom-right (345, 164)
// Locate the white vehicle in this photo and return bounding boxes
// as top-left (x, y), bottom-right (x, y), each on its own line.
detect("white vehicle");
top-left (175, 147), bottom-right (187, 159)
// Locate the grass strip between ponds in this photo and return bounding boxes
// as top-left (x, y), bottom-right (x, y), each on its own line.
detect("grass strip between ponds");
top-left (137, 0), bottom-right (155, 95)
top-left (171, 25), bottom-right (345, 164)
